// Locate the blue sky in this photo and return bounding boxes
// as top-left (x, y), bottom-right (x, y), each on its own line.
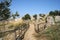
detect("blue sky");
top-left (0, 0), bottom-right (60, 17)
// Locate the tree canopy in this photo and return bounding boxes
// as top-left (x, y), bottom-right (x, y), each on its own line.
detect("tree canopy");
top-left (0, 0), bottom-right (12, 21)
top-left (22, 14), bottom-right (31, 20)
top-left (33, 14), bottom-right (37, 20)
top-left (12, 11), bottom-right (19, 19)
top-left (49, 10), bottom-right (60, 16)
top-left (39, 14), bottom-right (45, 17)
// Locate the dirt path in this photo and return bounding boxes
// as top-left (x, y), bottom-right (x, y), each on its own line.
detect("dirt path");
top-left (23, 23), bottom-right (36, 40)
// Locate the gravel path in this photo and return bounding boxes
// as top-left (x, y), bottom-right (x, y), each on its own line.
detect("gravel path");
top-left (23, 23), bottom-right (36, 40)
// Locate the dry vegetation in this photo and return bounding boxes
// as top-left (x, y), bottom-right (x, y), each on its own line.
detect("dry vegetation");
top-left (34, 23), bottom-right (60, 40)
top-left (0, 19), bottom-right (30, 40)
top-left (0, 16), bottom-right (60, 40)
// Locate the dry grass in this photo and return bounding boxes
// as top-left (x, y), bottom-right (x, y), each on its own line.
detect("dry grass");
top-left (34, 23), bottom-right (60, 40)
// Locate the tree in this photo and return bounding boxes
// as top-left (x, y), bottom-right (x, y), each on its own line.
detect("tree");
top-left (0, 0), bottom-right (12, 21)
top-left (33, 14), bottom-right (37, 20)
top-left (49, 10), bottom-right (60, 23)
top-left (12, 13), bottom-right (16, 19)
top-left (0, 0), bottom-right (12, 39)
top-left (39, 14), bottom-right (45, 17)
top-left (49, 10), bottom-right (60, 16)
top-left (12, 11), bottom-right (19, 19)
top-left (22, 14), bottom-right (31, 20)
top-left (15, 11), bottom-right (19, 17)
